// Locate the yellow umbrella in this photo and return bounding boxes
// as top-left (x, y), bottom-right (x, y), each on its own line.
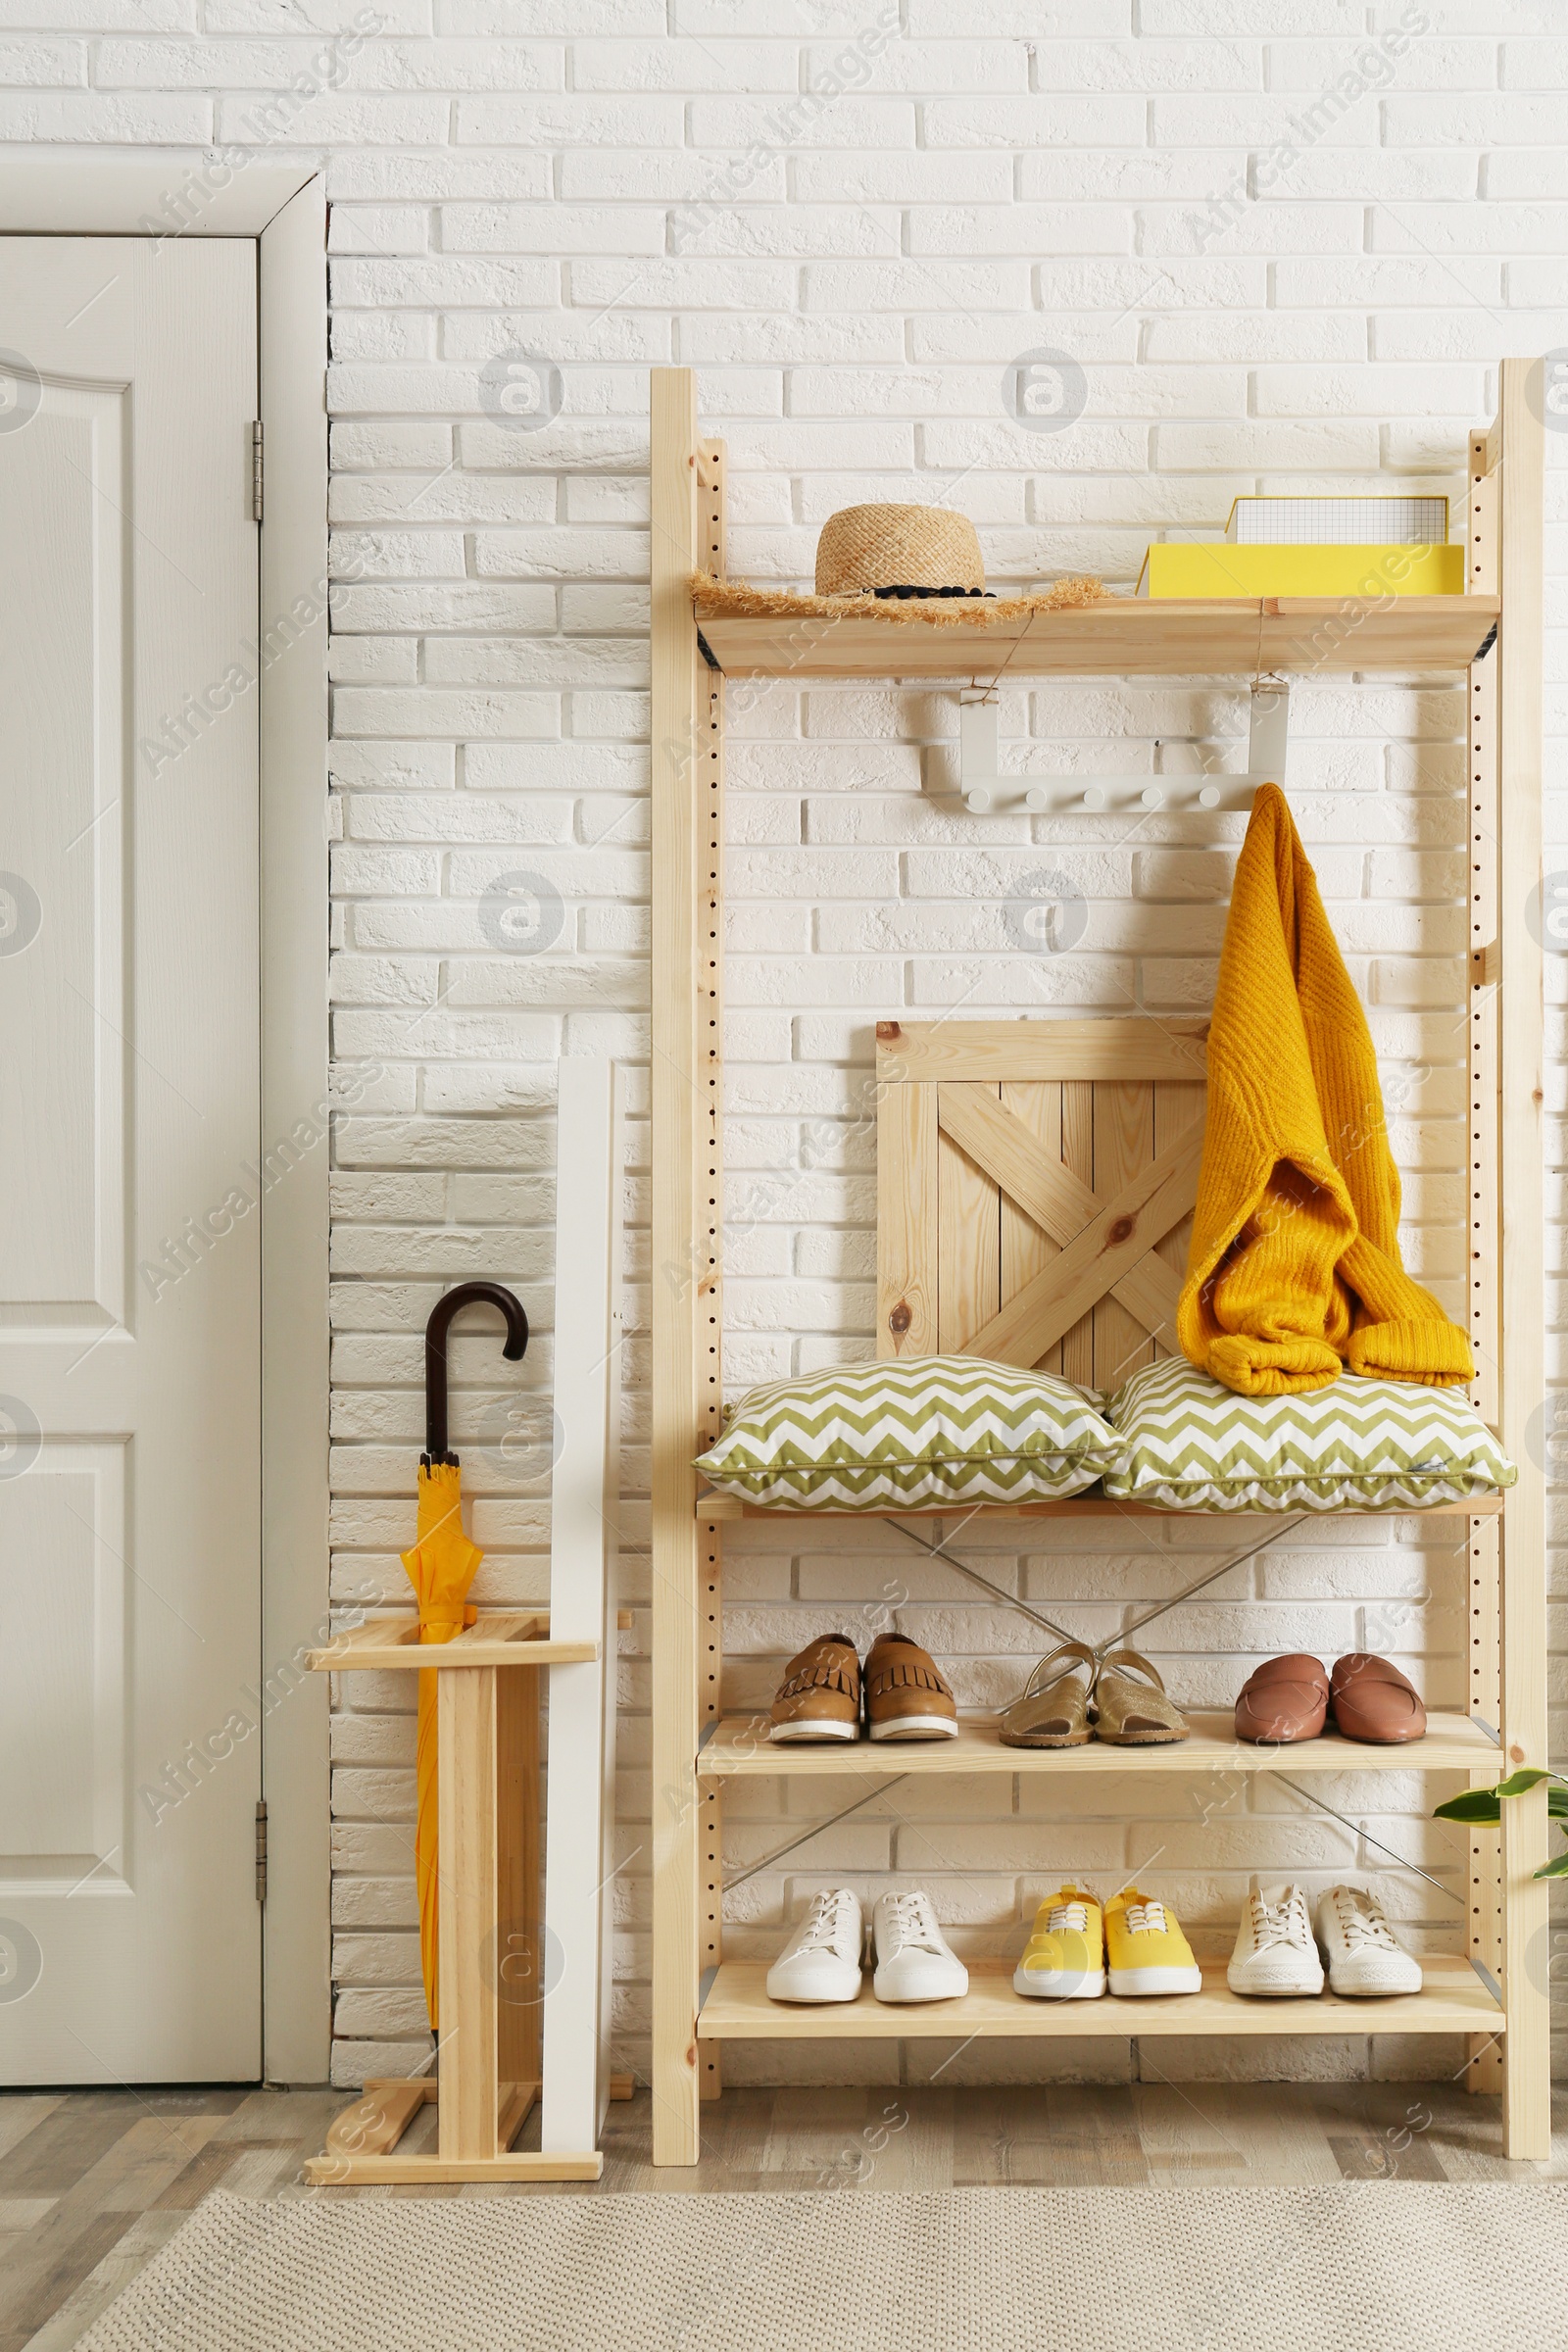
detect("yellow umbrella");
top-left (401, 1458), bottom-right (483, 2031)
top-left (402, 1281), bottom-right (529, 2032)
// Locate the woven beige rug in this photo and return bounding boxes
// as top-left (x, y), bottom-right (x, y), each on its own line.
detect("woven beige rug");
top-left (77, 2182), bottom-right (1566, 2352)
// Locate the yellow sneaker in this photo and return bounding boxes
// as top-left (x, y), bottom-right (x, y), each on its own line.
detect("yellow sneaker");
top-left (1013, 1885), bottom-right (1105, 2000)
top-left (1104, 1886), bottom-right (1201, 1996)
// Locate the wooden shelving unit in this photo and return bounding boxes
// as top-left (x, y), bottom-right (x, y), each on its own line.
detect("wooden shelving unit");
top-left (649, 364), bottom-right (1548, 2165)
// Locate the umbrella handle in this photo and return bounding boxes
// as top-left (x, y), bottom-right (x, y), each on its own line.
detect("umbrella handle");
top-left (423, 1281), bottom-right (528, 1466)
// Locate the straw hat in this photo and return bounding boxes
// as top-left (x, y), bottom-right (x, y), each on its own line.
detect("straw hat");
top-left (814, 503), bottom-right (986, 599)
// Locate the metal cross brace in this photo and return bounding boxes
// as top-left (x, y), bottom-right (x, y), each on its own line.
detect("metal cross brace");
top-left (1273, 1771), bottom-right (1460, 1904)
top-left (724, 1774), bottom-right (909, 1891)
top-left (880, 1506), bottom-right (1312, 1664)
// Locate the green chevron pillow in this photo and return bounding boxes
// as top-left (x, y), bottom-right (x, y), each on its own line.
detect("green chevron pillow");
top-left (1102, 1356), bottom-right (1517, 1513)
top-left (695, 1354), bottom-right (1124, 1510)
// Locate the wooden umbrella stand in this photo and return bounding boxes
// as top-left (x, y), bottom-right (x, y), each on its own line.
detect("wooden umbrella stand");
top-left (303, 1611), bottom-right (614, 2184)
top-left (304, 1063), bottom-right (632, 2185)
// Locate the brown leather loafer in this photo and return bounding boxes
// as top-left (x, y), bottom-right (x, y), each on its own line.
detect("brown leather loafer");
top-left (768, 1634), bottom-right (860, 1742)
top-left (864, 1632), bottom-right (956, 1741)
top-left (1234, 1652), bottom-right (1330, 1744)
top-left (1330, 1652), bottom-right (1426, 1743)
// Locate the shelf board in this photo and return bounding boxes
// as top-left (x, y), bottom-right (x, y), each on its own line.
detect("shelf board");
top-left (694, 595), bottom-right (1500, 682)
top-left (696, 1955), bottom-right (1497, 2041)
top-left (698, 1709), bottom-right (1495, 1780)
top-left (696, 1490), bottom-right (1503, 1524)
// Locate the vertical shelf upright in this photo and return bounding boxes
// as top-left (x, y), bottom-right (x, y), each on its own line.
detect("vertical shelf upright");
top-left (649, 370), bottom-right (727, 2163)
top-left (1491, 365), bottom-right (1550, 2150)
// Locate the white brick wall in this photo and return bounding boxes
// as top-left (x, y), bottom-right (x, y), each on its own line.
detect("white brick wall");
top-left (9, 1), bottom-right (1567, 2090)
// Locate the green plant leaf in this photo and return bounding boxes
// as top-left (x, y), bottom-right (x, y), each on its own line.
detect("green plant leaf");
top-left (1549, 1788), bottom-right (1568, 1818)
top-left (1495, 1767), bottom-right (1556, 1796)
top-left (1433, 1789), bottom-right (1502, 1823)
top-left (1534, 1851), bottom-right (1568, 1879)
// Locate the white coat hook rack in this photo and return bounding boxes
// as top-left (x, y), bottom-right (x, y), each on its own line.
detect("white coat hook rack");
top-left (954, 684), bottom-right (1285, 818)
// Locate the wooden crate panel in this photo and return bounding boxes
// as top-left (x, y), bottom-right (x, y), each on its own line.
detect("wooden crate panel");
top-left (875, 1020), bottom-right (1203, 1373)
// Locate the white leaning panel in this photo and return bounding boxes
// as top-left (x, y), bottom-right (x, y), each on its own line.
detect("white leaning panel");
top-left (540, 1058), bottom-right (623, 2153)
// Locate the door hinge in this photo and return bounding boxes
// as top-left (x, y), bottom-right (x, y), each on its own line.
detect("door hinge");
top-left (251, 420), bottom-right (264, 523)
top-left (255, 1797), bottom-right (268, 1903)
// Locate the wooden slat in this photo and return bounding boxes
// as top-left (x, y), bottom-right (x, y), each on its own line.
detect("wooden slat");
top-left (878, 1017), bottom-right (1207, 1083)
top-left (320, 2079), bottom-right (429, 2162)
top-left (308, 1614), bottom-right (419, 1663)
top-left (448, 1612), bottom-right (544, 1651)
top-left (303, 2150), bottom-right (603, 2184)
top-left (876, 1073), bottom-right (938, 1357)
top-left (1494, 359), bottom-right (1550, 2161)
top-left (497, 2080), bottom-right (538, 2156)
top-left (306, 1628), bottom-right (596, 1673)
top-left (1152, 1081), bottom-right (1204, 1355)
top-left (937, 1084), bottom-right (1183, 1348)
top-left (695, 597), bottom-right (1500, 682)
top-left (696, 1957), bottom-right (1498, 2041)
top-left (496, 1666), bottom-right (540, 2129)
top-left (1093, 1079), bottom-right (1155, 1394)
top-left (938, 1084), bottom-right (1088, 1245)
top-left (438, 1665), bottom-right (501, 2161)
top-left (1000, 1079), bottom-right (1062, 1371)
top-left (964, 1129), bottom-right (1204, 1367)
top-left (1059, 1078), bottom-right (1096, 1389)
top-left (937, 1104), bottom-right (1000, 1351)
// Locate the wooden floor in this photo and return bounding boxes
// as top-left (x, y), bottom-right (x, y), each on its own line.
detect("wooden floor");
top-left (2, 2078), bottom-right (1565, 2349)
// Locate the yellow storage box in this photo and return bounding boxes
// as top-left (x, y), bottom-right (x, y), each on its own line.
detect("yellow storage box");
top-left (1136, 543), bottom-right (1464, 598)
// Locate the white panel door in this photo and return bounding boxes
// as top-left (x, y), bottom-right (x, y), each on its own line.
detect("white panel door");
top-left (0, 239), bottom-right (261, 2081)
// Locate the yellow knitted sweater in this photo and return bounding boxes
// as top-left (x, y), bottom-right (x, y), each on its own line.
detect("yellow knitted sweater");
top-left (1177, 784), bottom-right (1473, 1396)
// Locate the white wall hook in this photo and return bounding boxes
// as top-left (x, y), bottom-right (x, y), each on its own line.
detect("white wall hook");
top-left (1249, 675), bottom-right (1290, 780)
top-left (957, 691), bottom-right (1002, 808)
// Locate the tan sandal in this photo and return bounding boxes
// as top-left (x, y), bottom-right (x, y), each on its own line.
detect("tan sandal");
top-left (1093, 1647), bottom-right (1190, 1744)
top-left (999, 1641), bottom-right (1097, 1748)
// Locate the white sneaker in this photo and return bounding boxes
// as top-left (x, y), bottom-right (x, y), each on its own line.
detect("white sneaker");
top-left (1227, 1878), bottom-right (1325, 1997)
top-left (765, 1888), bottom-right (864, 2004)
top-left (1316, 1885), bottom-right (1423, 1996)
top-left (870, 1889), bottom-right (968, 2003)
